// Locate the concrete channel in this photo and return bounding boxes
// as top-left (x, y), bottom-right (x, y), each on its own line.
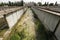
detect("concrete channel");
top-left (0, 6), bottom-right (60, 40)
top-left (31, 7), bottom-right (60, 40)
top-left (0, 7), bottom-right (27, 40)
top-left (5, 8), bottom-right (52, 40)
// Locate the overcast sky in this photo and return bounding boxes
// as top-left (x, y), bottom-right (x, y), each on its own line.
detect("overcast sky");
top-left (0, 0), bottom-right (60, 4)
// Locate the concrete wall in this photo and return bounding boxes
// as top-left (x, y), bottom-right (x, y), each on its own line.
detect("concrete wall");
top-left (6, 8), bottom-right (27, 29)
top-left (55, 22), bottom-right (60, 40)
top-left (31, 7), bottom-right (60, 40)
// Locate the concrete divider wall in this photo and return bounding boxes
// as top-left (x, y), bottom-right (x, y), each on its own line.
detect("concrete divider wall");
top-left (6, 8), bottom-right (27, 29)
top-left (55, 23), bottom-right (60, 40)
top-left (31, 7), bottom-right (60, 32)
top-left (31, 7), bottom-right (60, 40)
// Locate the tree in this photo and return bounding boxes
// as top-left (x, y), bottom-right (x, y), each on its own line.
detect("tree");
top-left (0, 2), bottom-right (4, 6)
top-left (55, 1), bottom-right (58, 6)
top-left (34, 2), bottom-right (37, 6)
top-left (0, 0), bottom-right (24, 6)
top-left (38, 2), bottom-right (42, 6)
top-left (20, 0), bottom-right (23, 6)
top-left (47, 2), bottom-right (49, 6)
top-left (8, 1), bottom-right (12, 6)
top-left (43, 2), bottom-right (47, 6)
top-left (49, 3), bottom-right (54, 6)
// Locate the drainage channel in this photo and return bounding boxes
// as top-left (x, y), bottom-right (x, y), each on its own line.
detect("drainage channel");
top-left (4, 8), bottom-right (53, 40)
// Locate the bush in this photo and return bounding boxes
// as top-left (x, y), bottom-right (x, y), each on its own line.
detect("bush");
top-left (38, 2), bottom-right (42, 6)
top-left (49, 3), bottom-right (54, 6)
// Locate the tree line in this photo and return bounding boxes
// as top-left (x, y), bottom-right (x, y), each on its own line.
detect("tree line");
top-left (38, 2), bottom-right (58, 6)
top-left (0, 0), bottom-right (23, 6)
top-left (0, 1), bottom-right (58, 6)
